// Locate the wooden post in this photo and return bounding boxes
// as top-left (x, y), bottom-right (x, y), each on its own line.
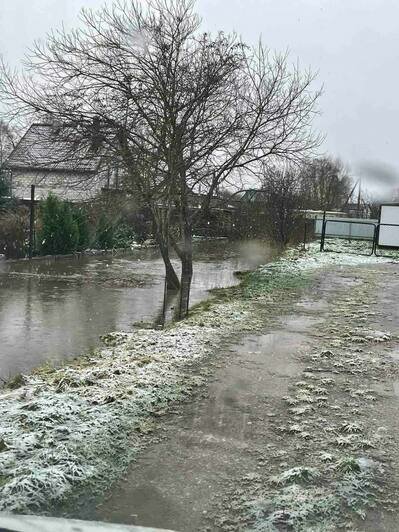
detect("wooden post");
top-left (28, 184), bottom-right (35, 259)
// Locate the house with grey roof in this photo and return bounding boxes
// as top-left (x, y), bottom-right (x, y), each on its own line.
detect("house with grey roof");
top-left (5, 123), bottom-right (117, 201)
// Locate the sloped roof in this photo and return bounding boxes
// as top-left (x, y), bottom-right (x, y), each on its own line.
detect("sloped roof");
top-left (232, 189), bottom-right (267, 202)
top-left (6, 123), bottom-right (101, 173)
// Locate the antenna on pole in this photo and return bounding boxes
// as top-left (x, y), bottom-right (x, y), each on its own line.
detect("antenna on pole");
top-left (342, 178), bottom-right (361, 213)
top-left (357, 180), bottom-right (361, 216)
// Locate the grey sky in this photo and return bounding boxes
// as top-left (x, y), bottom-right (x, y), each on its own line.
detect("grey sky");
top-left (0, 0), bottom-right (398, 196)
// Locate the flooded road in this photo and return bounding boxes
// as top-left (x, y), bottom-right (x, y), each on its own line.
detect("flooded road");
top-left (0, 239), bottom-right (274, 380)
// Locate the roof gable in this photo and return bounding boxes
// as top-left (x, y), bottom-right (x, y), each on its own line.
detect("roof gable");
top-left (6, 123), bottom-right (101, 174)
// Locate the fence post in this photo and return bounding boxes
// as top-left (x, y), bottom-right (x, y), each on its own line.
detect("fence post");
top-left (320, 210), bottom-right (326, 252)
top-left (372, 223), bottom-right (379, 255)
top-left (303, 218), bottom-right (308, 251)
top-left (28, 184), bottom-right (35, 259)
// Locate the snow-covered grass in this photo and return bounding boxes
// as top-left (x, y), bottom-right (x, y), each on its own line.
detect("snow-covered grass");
top-left (247, 470), bottom-right (376, 531)
top-left (240, 239), bottom-right (397, 300)
top-left (0, 327), bottom-right (215, 512)
top-left (229, 245), bottom-right (398, 531)
top-left (0, 238), bottom-right (396, 514)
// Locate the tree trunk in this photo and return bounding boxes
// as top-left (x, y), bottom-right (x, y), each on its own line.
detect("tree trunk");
top-left (178, 219), bottom-right (193, 319)
top-left (153, 227), bottom-right (180, 290)
top-left (159, 240), bottom-right (180, 290)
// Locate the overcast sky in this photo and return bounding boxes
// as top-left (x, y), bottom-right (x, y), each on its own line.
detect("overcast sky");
top-left (0, 0), bottom-right (398, 197)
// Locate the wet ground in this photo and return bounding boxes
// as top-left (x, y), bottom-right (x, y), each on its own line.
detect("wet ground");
top-left (89, 264), bottom-right (399, 531)
top-left (93, 325), bottom-right (315, 530)
top-left (0, 240), bottom-right (275, 380)
top-left (88, 281), bottom-right (326, 529)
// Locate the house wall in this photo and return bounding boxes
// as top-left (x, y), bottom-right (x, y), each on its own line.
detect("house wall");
top-left (9, 168), bottom-right (107, 202)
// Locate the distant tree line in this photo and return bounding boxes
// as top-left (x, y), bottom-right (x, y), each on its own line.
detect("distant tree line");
top-left (0, 154), bottom-right (352, 258)
top-left (231, 156), bottom-right (352, 245)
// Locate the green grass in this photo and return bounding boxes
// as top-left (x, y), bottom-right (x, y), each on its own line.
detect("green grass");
top-left (190, 259), bottom-right (310, 319)
top-left (271, 466), bottom-right (320, 485)
top-left (240, 267), bottom-right (310, 299)
top-left (335, 457), bottom-right (362, 474)
top-left (5, 373), bottom-right (24, 390)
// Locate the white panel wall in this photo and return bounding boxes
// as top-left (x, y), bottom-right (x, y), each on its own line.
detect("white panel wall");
top-left (378, 205), bottom-right (399, 247)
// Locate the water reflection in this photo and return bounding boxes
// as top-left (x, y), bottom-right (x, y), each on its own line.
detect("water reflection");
top-left (0, 239), bottom-right (275, 379)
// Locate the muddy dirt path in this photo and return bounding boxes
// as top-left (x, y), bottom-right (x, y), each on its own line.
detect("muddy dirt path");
top-left (88, 265), bottom-right (399, 531)
top-left (94, 325), bottom-right (317, 530)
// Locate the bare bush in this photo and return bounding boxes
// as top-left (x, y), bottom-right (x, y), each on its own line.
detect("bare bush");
top-left (0, 207), bottom-right (29, 258)
top-left (261, 165), bottom-right (304, 245)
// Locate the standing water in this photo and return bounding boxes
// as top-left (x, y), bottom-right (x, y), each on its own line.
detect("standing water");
top-left (0, 239), bottom-right (275, 380)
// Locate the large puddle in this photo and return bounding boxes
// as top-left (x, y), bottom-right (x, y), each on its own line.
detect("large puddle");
top-left (0, 239), bottom-right (275, 380)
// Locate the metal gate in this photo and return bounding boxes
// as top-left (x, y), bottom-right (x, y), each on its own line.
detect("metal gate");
top-left (318, 211), bottom-right (399, 257)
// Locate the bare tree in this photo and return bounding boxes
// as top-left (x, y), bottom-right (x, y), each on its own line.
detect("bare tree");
top-left (299, 157), bottom-right (351, 211)
top-left (0, 120), bottom-right (15, 167)
top-left (0, 120), bottom-right (16, 202)
top-left (260, 164), bottom-right (304, 245)
top-left (0, 0), bottom-right (321, 316)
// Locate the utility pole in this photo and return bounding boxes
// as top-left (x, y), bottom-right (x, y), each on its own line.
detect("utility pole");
top-left (28, 184), bottom-right (35, 259)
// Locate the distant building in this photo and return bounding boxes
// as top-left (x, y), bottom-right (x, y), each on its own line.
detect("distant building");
top-left (5, 123), bottom-right (118, 202)
top-left (300, 209), bottom-right (347, 219)
top-left (344, 202), bottom-right (371, 219)
top-left (231, 189), bottom-right (267, 203)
